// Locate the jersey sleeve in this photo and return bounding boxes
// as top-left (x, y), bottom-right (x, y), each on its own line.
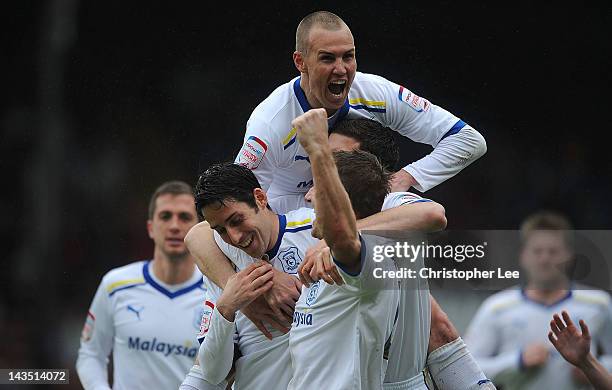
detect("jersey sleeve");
top-left (235, 116), bottom-right (281, 192)
top-left (196, 280), bottom-right (222, 345)
top-left (76, 278), bottom-right (114, 390)
top-left (381, 192), bottom-right (432, 210)
top-left (197, 306), bottom-right (237, 385)
top-left (370, 75), bottom-right (487, 192)
top-left (179, 364), bottom-right (227, 390)
top-left (464, 298), bottom-right (521, 379)
top-left (333, 234), bottom-right (397, 292)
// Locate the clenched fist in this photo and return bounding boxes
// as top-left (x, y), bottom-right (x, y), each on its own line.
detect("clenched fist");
top-left (292, 108), bottom-right (329, 153)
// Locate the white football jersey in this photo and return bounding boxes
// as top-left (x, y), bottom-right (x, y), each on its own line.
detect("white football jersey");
top-left (235, 71), bottom-right (484, 212)
top-left (76, 261), bottom-right (211, 390)
top-left (288, 233), bottom-right (403, 390)
top-left (199, 208), bottom-right (319, 389)
top-left (379, 191), bottom-right (432, 386)
top-left (465, 287), bottom-right (612, 390)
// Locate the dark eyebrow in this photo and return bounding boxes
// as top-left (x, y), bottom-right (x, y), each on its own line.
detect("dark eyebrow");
top-left (209, 212), bottom-right (237, 230)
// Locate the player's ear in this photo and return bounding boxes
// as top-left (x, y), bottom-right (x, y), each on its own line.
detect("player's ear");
top-left (146, 220), bottom-right (154, 239)
top-left (293, 51), bottom-right (307, 73)
top-left (253, 188), bottom-right (268, 210)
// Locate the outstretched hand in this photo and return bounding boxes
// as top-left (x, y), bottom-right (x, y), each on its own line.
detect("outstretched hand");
top-left (548, 310), bottom-right (591, 368)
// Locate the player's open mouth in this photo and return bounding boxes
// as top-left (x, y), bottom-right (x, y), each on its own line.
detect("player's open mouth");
top-left (238, 235), bottom-right (253, 249)
top-left (328, 80), bottom-right (346, 97)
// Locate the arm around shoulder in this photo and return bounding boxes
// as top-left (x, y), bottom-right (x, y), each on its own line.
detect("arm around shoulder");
top-left (185, 221), bottom-right (235, 289)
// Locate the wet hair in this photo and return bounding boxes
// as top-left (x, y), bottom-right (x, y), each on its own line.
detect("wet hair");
top-left (194, 163), bottom-right (264, 220)
top-left (295, 11), bottom-right (348, 54)
top-left (148, 180), bottom-right (193, 219)
top-left (333, 150), bottom-right (391, 219)
top-left (331, 119), bottom-right (400, 170)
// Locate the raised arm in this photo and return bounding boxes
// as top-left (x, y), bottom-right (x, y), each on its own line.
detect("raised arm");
top-left (549, 311), bottom-right (612, 390)
top-left (293, 108), bottom-right (361, 272)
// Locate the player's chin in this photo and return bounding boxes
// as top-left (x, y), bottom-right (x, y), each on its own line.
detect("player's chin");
top-left (245, 239), bottom-right (265, 259)
top-left (324, 94), bottom-right (346, 110)
top-left (164, 245), bottom-right (188, 257)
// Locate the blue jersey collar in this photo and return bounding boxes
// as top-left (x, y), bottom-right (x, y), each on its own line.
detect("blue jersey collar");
top-left (520, 287), bottom-right (573, 308)
top-left (143, 261), bottom-right (203, 299)
top-left (265, 214), bottom-right (287, 260)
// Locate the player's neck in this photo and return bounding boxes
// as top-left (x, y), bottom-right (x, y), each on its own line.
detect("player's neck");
top-left (524, 282), bottom-right (570, 305)
top-left (264, 212), bottom-right (281, 256)
top-left (151, 250), bottom-right (195, 285)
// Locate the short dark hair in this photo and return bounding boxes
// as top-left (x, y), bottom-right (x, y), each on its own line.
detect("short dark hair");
top-left (331, 119), bottom-right (400, 170)
top-left (148, 181), bottom-right (194, 219)
top-left (296, 11), bottom-right (347, 54)
top-left (194, 163), bottom-right (264, 220)
top-left (334, 150), bottom-right (391, 219)
top-left (520, 211), bottom-right (574, 249)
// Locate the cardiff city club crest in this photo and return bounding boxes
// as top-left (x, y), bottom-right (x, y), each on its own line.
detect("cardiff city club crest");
top-left (278, 246), bottom-right (302, 274)
top-left (306, 280), bottom-right (321, 306)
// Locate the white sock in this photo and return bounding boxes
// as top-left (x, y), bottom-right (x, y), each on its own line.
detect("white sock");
top-left (427, 337), bottom-right (496, 390)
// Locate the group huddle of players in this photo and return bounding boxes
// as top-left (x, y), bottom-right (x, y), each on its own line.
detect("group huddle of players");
top-left (76, 10), bottom-right (612, 390)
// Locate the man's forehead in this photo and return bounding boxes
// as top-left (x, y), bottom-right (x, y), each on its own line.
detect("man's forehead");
top-left (329, 133), bottom-right (360, 151)
top-left (203, 200), bottom-right (247, 223)
top-left (524, 231), bottom-right (568, 248)
top-left (154, 193), bottom-right (195, 212)
top-left (308, 26), bottom-right (354, 52)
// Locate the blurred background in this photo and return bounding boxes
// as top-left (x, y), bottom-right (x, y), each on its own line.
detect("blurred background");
top-left (2, 1), bottom-right (610, 388)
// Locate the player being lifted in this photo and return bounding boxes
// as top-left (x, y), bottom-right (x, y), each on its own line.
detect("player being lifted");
top-left (235, 10), bottom-right (486, 212)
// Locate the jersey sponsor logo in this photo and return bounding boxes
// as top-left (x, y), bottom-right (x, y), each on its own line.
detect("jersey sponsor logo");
top-left (127, 304), bottom-right (144, 320)
top-left (297, 179), bottom-right (313, 189)
top-left (292, 310), bottom-right (313, 327)
top-left (236, 136), bottom-right (267, 170)
top-left (278, 246), bottom-right (302, 274)
top-left (306, 280), bottom-right (321, 306)
top-left (128, 336), bottom-right (198, 358)
top-left (398, 86), bottom-right (430, 113)
top-left (81, 311), bottom-right (95, 342)
top-left (197, 300), bottom-right (214, 341)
